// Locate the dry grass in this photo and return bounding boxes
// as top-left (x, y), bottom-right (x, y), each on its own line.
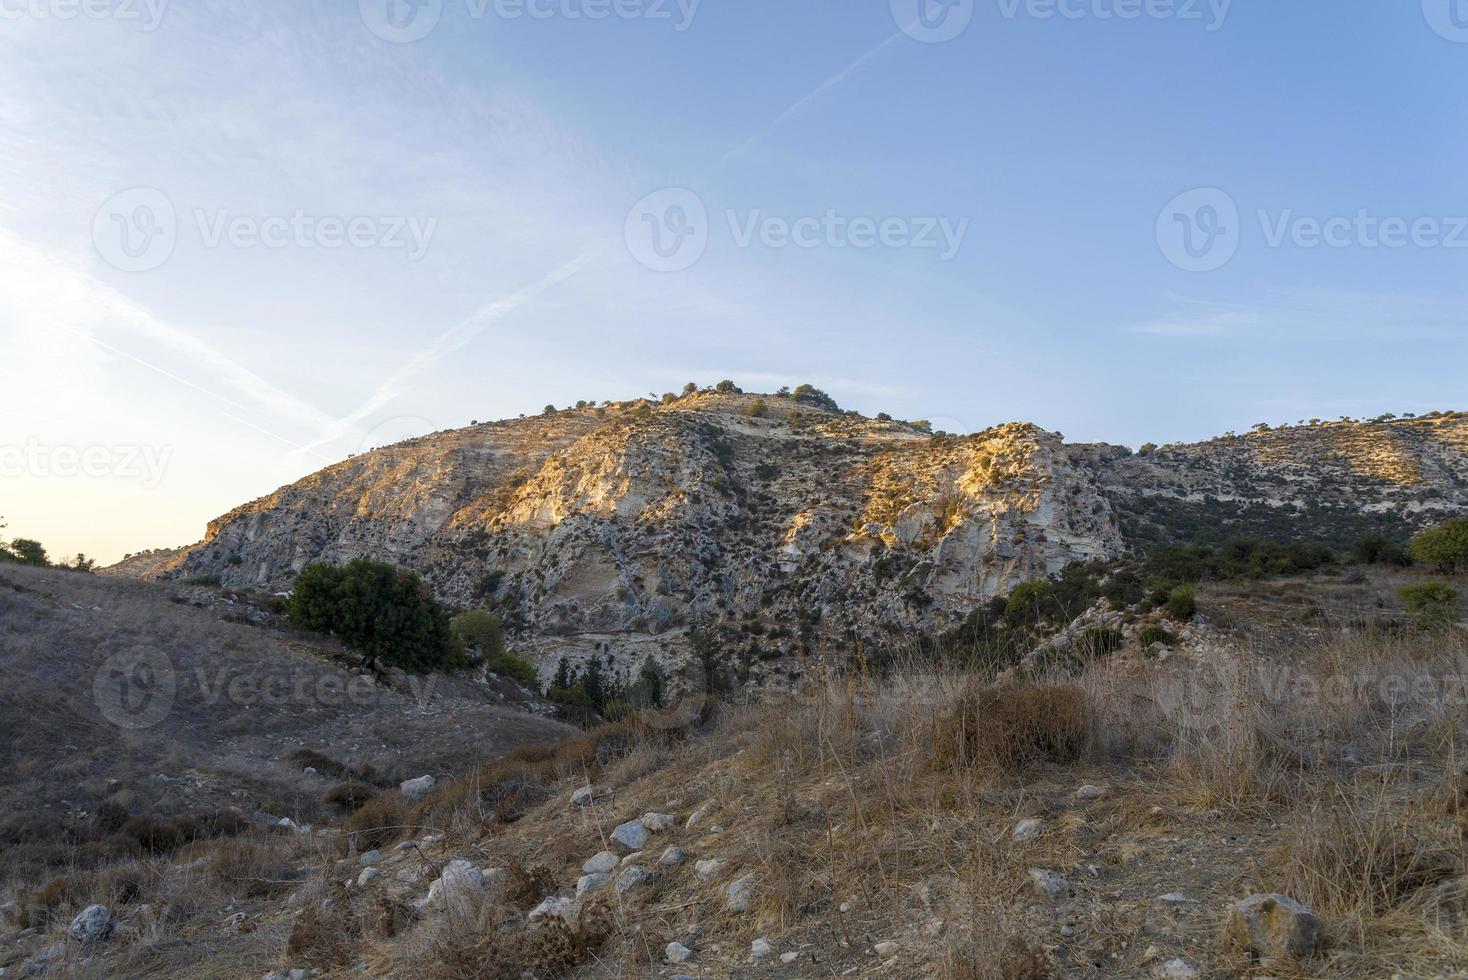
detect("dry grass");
top-left (928, 680), bottom-right (1091, 775)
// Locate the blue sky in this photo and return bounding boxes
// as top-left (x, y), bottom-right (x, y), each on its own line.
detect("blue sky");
top-left (2, 0), bottom-right (1466, 562)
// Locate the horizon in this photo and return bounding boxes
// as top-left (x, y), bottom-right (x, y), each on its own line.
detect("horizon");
top-left (5, 2), bottom-right (1468, 563)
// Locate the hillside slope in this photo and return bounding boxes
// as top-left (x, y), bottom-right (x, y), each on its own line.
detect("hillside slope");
top-left (107, 397), bottom-right (1468, 680)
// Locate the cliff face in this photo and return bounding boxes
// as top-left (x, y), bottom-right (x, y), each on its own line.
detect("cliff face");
top-left (107, 398), bottom-right (1467, 677)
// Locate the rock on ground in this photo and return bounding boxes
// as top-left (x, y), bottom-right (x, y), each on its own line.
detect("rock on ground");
top-left (665, 941), bottom-right (694, 964)
top-left (1225, 893), bottom-right (1324, 958)
top-left (727, 874), bottom-right (757, 912)
top-left (68, 905), bottom-right (116, 943)
top-left (400, 775), bottom-right (436, 800)
top-left (611, 819), bottom-right (649, 851)
top-left (583, 851), bottom-right (619, 874)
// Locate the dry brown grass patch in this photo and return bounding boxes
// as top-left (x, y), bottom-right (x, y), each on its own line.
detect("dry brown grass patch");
top-left (929, 681), bottom-right (1090, 775)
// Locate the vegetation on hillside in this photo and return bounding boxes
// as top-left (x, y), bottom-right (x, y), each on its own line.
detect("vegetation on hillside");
top-left (289, 559), bottom-right (455, 672)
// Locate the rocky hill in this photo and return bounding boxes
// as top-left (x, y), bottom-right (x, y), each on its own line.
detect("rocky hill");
top-left (107, 394), bottom-right (1468, 680)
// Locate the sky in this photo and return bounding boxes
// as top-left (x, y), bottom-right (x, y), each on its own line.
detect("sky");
top-left (2, 0), bottom-right (1466, 564)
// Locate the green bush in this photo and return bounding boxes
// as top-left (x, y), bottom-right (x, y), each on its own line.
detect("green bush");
top-left (289, 559), bottom-right (454, 673)
top-left (1399, 582), bottom-right (1460, 631)
top-left (489, 650), bottom-right (539, 689)
top-left (1166, 585), bottom-right (1197, 621)
top-left (1353, 533), bottom-right (1409, 567)
top-left (1138, 624), bottom-right (1176, 647)
top-left (1075, 627), bottom-right (1124, 660)
top-left (451, 611), bottom-right (505, 659)
top-left (745, 399), bottom-right (767, 418)
top-left (1408, 519), bottom-right (1468, 575)
top-left (1003, 581), bottom-right (1057, 628)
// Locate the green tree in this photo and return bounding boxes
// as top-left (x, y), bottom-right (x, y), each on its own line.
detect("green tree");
top-left (289, 560), bottom-right (454, 673)
top-left (553, 656), bottom-right (574, 691)
top-left (1408, 519), bottom-right (1468, 574)
top-left (715, 379), bottom-right (741, 393)
top-left (628, 656), bottom-right (665, 709)
top-left (7, 538), bottom-right (48, 567)
top-left (791, 384), bottom-right (839, 412)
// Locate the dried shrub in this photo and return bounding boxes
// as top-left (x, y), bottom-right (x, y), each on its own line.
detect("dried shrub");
top-left (929, 681), bottom-right (1090, 774)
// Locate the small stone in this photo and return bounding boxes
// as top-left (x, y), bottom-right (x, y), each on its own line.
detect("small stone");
top-left (576, 873), bottom-right (611, 897)
top-left (665, 941), bottom-right (694, 964)
top-left (359, 849), bottom-right (381, 866)
top-left (620, 851), bottom-right (645, 866)
top-left (727, 873), bottom-right (757, 912)
top-left (1154, 958), bottom-right (1199, 979)
top-left (1060, 925), bottom-right (1075, 938)
top-left (1157, 892), bottom-right (1195, 904)
top-left (617, 865), bottom-right (654, 894)
top-left (528, 896), bottom-right (577, 923)
top-left (641, 812), bottom-right (676, 832)
top-left (781, 951), bottom-right (800, 963)
top-left (400, 775), bottom-right (435, 800)
top-left (68, 905), bottom-right (115, 943)
top-left (751, 937), bottom-right (773, 960)
top-left (874, 941), bottom-right (899, 955)
top-left (611, 819), bottom-right (649, 851)
top-left (1012, 818), bottom-right (1044, 842)
top-left (1075, 784), bottom-right (1108, 801)
top-left (1029, 868), bottom-right (1069, 899)
top-left (658, 846), bottom-right (687, 866)
top-left (685, 804), bottom-right (713, 830)
top-left (1225, 893), bottom-right (1323, 958)
top-left (358, 867), bottom-right (380, 886)
top-left (583, 851), bottom-right (619, 874)
top-left (694, 858), bottom-right (726, 879)
top-left (570, 785), bottom-right (594, 807)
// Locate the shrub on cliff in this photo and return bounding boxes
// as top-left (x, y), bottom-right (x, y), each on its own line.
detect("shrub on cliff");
top-left (289, 559), bottom-right (454, 673)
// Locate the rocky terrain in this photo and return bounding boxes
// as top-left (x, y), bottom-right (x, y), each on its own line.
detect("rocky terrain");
top-left (106, 394), bottom-right (1468, 684)
top-left (4, 564), bottom-right (1465, 979)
